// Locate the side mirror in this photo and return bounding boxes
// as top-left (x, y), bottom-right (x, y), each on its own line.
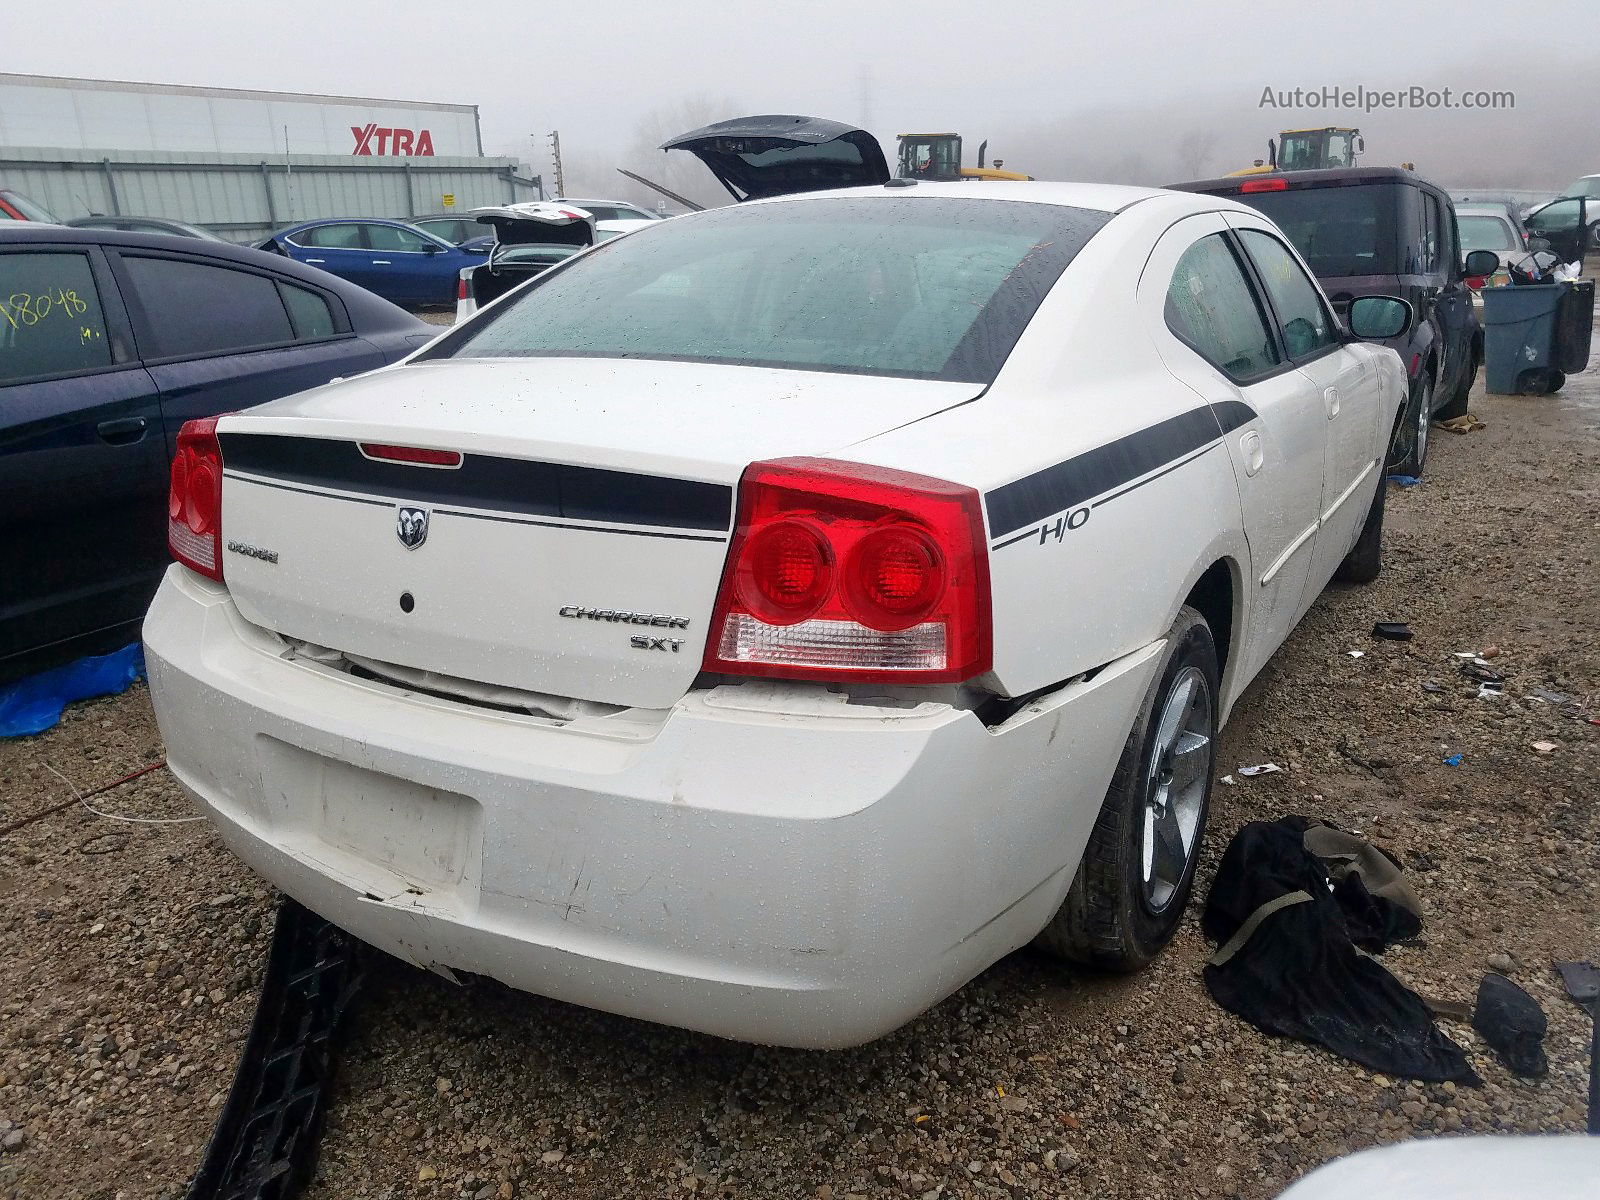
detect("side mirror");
top-left (1527, 236), bottom-right (1550, 252)
top-left (1347, 296), bottom-right (1410, 340)
top-left (1463, 249), bottom-right (1500, 277)
top-left (423, 243), bottom-right (440, 255)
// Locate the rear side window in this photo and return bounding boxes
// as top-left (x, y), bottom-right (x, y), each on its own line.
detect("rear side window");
top-left (1419, 194), bottom-right (1442, 274)
top-left (123, 256), bottom-right (293, 358)
top-left (298, 224), bottom-right (364, 249)
top-left (1236, 230), bottom-right (1339, 359)
top-left (366, 224), bottom-right (433, 252)
top-left (278, 281), bottom-right (337, 339)
top-left (1164, 234), bottom-right (1282, 381)
top-left (0, 251), bottom-right (115, 384)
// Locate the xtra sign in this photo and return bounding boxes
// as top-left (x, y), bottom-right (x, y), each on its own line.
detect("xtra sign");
top-left (351, 124), bottom-right (436, 156)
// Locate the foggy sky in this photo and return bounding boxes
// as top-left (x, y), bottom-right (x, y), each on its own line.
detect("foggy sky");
top-left (6, 0), bottom-right (1598, 202)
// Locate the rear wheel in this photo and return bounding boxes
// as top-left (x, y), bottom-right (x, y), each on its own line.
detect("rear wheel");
top-left (1035, 606), bottom-right (1218, 971)
top-left (1387, 372), bottom-right (1433, 476)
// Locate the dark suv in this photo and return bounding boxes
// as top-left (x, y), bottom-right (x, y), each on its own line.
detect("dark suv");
top-left (1173, 167), bottom-right (1480, 475)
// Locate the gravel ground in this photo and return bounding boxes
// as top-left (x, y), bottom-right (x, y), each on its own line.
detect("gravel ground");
top-left (2, 305), bottom-right (1597, 1200)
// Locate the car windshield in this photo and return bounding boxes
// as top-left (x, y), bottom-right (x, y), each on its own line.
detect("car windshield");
top-left (1230, 182), bottom-right (1406, 278)
top-left (437, 196), bottom-right (1108, 383)
top-left (1458, 214), bottom-right (1517, 252)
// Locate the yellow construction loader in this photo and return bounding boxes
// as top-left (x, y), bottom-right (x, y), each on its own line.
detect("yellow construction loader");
top-left (1229, 127), bottom-right (1364, 176)
top-left (896, 133), bottom-right (1032, 181)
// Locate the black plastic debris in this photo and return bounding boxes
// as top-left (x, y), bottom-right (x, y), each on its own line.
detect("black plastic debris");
top-left (187, 899), bottom-right (364, 1200)
top-left (1459, 659), bottom-right (1504, 685)
top-left (1472, 973), bottom-right (1548, 1077)
top-left (1372, 622), bottom-right (1413, 641)
top-left (1202, 817), bottom-right (1479, 1084)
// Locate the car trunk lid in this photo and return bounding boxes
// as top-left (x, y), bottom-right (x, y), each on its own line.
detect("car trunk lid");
top-left (215, 358), bottom-right (979, 709)
top-left (661, 114), bottom-right (891, 201)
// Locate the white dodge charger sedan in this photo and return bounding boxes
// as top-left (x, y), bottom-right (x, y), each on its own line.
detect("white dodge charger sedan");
top-left (145, 178), bottom-right (1410, 1048)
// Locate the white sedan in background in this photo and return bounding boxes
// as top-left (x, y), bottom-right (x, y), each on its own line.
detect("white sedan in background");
top-left (145, 176), bottom-right (1409, 1048)
top-left (452, 202), bottom-right (639, 320)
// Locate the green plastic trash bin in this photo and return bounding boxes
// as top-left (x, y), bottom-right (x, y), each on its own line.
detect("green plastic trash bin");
top-left (1483, 280), bottom-right (1593, 395)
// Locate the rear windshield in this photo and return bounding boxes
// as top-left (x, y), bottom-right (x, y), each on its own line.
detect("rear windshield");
top-left (433, 196), bottom-right (1109, 383)
top-left (1230, 183), bottom-right (1408, 278)
top-left (1458, 214), bottom-right (1517, 252)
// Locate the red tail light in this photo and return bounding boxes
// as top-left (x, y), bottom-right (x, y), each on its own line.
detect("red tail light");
top-left (1240, 178), bottom-right (1289, 192)
top-left (457, 274), bottom-right (469, 301)
top-left (359, 442), bottom-right (464, 467)
top-left (1464, 276), bottom-right (1486, 290)
top-left (704, 458), bottom-right (991, 684)
top-left (167, 417), bottom-right (224, 582)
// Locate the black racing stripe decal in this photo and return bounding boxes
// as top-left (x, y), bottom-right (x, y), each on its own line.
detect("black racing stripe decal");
top-left (1090, 443), bottom-right (1217, 509)
top-left (218, 432), bottom-right (732, 533)
top-left (221, 472), bottom-right (727, 542)
top-left (431, 508), bottom-right (726, 543)
top-left (985, 403), bottom-right (1257, 543)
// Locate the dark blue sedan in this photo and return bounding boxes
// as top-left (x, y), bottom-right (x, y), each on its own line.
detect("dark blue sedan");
top-left (0, 223), bottom-right (435, 681)
top-left (256, 218), bottom-right (488, 306)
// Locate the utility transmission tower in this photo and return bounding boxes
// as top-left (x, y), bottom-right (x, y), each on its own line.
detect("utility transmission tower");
top-left (547, 130), bottom-right (565, 198)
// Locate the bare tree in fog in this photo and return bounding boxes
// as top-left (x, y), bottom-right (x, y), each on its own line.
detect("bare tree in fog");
top-left (612, 94), bottom-right (747, 211)
top-left (1176, 128), bottom-right (1220, 180)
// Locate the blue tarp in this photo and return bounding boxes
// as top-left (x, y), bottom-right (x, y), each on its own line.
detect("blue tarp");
top-left (0, 643), bottom-right (146, 738)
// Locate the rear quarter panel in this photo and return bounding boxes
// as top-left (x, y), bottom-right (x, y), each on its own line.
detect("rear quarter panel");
top-left (843, 197), bottom-right (1252, 702)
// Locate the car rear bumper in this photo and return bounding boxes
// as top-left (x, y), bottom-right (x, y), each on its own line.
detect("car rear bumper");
top-left (144, 565), bottom-right (1160, 1047)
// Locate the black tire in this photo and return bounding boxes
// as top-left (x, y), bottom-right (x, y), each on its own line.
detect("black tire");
top-left (1386, 371), bottom-right (1433, 477)
top-left (1547, 370), bottom-right (1567, 394)
top-left (1335, 473), bottom-right (1385, 584)
top-left (1035, 606), bottom-right (1219, 971)
top-left (1436, 340), bottom-right (1478, 420)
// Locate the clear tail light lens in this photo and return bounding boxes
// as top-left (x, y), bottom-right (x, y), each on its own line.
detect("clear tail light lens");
top-left (167, 417), bottom-right (224, 582)
top-left (705, 458), bottom-right (991, 684)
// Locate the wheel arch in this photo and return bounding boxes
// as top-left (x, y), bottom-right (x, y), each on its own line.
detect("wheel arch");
top-left (1166, 542), bottom-right (1249, 722)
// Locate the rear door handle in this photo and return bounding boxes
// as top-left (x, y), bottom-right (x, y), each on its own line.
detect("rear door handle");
top-left (305, 258), bottom-right (326, 264)
top-left (371, 259), bottom-right (392, 265)
top-left (96, 416), bottom-right (148, 444)
top-left (1324, 387), bottom-right (1341, 418)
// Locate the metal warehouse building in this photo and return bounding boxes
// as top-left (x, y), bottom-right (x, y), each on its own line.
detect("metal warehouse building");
top-left (0, 73), bottom-right (541, 241)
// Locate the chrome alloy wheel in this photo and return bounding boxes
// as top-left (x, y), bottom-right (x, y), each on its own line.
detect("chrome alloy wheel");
top-left (1141, 665), bottom-right (1213, 913)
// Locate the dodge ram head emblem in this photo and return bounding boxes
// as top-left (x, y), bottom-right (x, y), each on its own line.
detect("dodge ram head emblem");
top-left (396, 506), bottom-right (430, 550)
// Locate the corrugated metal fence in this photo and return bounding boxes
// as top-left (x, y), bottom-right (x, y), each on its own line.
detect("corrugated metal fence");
top-left (1, 147), bottom-right (542, 241)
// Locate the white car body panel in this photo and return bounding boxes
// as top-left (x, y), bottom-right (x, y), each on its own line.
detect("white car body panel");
top-left (145, 181), bottom-right (1404, 1045)
top-left (1277, 1137), bottom-right (1600, 1200)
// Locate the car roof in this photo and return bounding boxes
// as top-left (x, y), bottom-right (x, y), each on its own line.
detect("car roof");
top-left (0, 221), bottom-right (423, 329)
top-left (736, 179), bottom-right (1180, 215)
top-left (1455, 203), bottom-right (1517, 217)
top-left (552, 197), bottom-right (647, 208)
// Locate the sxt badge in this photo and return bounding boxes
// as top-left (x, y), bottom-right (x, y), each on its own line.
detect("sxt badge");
top-left (631, 635), bottom-right (684, 653)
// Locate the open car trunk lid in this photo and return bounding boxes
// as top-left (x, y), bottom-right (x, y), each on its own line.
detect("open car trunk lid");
top-left (214, 359), bottom-right (980, 711)
top-left (469, 201), bottom-right (597, 249)
top-left (661, 114), bottom-right (890, 201)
